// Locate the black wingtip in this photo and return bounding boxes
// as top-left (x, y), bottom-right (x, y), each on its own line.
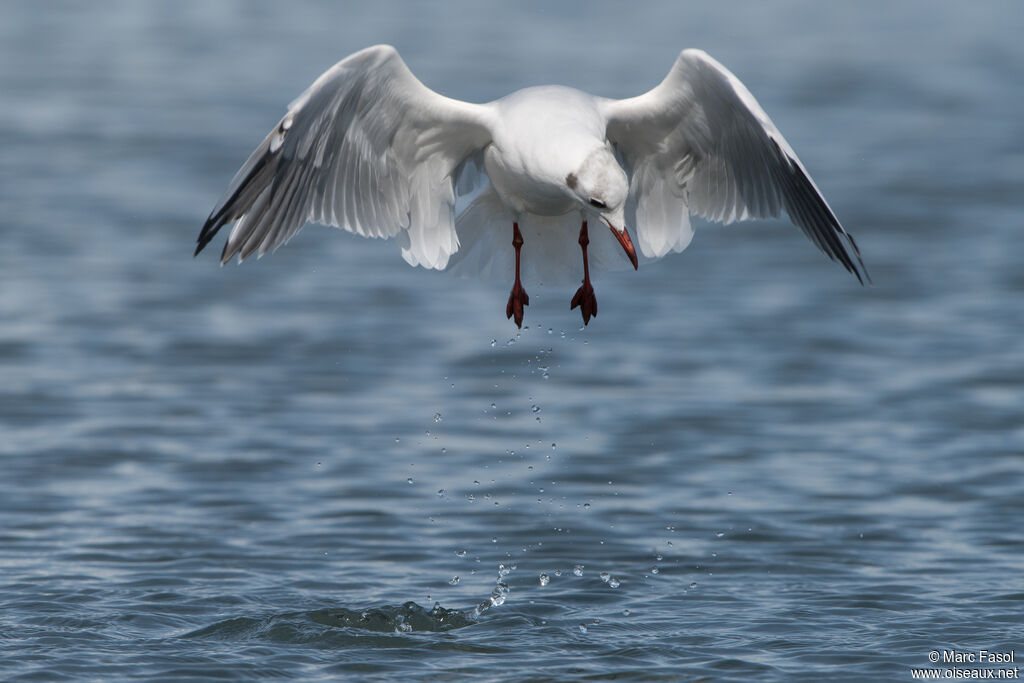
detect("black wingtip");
top-left (193, 151), bottom-right (273, 260)
top-left (851, 261), bottom-right (871, 287)
top-left (194, 213), bottom-right (223, 258)
top-left (843, 232), bottom-right (872, 286)
top-left (784, 158), bottom-right (871, 287)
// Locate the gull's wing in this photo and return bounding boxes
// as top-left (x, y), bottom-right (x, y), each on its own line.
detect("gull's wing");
top-left (601, 49), bottom-right (868, 283)
top-left (196, 45), bottom-right (494, 270)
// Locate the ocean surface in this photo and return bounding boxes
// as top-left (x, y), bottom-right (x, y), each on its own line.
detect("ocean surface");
top-left (2, 1), bottom-right (1022, 680)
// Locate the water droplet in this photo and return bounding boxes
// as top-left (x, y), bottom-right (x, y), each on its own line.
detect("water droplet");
top-left (655, 554), bottom-right (663, 562)
top-left (531, 404), bottom-right (541, 413)
top-left (583, 503), bottom-right (591, 510)
top-left (437, 489), bottom-right (446, 497)
top-left (489, 582), bottom-right (509, 606)
top-left (448, 575), bottom-right (460, 585)
top-left (651, 566), bottom-right (660, 575)
top-left (490, 339), bottom-right (497, 347)
top-left (609, 577), bottom-right (621, 588)
top-left (622, 609), bottom-right (631, 616)
top-left (455, 549), bottom-right (466, 557)
top-left (539, 573), bottom-right (550, 586)
top-left (315, 461), bottom-right (322, 470)
top-left (394, 437), bottom-right (401, 443)
top-left (600, 572), bottom-right (610, 583)
top-left (554, 569), bottom-right (562, 577)
top-left (689, 582), bottom-right (698, 589)
top-left (715, 532), bottom-right (725, 538)
top-left (578, 623), bottom-right (588, 634)
top-left (551, 443), bottom-right (557, 450)
top-left (491, 536), bottom-right (497, 543)
top-left (547, 328), bottom-right (553, 334)
top-left (433, 412), bottom-right (442, 423)
top-left (573, 564), bottom-right (584, 577)
top-left (441, 447), bottom-right (447, 454)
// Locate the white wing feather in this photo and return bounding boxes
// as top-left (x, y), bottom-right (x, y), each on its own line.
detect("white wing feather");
top-left (602, 49), bottom-right (867, 282)
top-left (197, 45), bottom-right (494, 270)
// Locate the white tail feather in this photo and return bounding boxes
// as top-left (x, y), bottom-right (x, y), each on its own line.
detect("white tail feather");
top-left (447, 186), bottom-right (641, 286)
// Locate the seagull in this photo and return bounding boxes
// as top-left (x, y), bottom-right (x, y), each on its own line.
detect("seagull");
top-left (196, 45), bottom-right (867, 327)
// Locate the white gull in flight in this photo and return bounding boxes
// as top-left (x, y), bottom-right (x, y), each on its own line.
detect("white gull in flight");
top-left (196, 45), bottom-right (867, 327)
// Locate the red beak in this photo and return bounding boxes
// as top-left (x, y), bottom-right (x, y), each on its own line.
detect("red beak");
top-left (609, 224), bottom-right (639, 270)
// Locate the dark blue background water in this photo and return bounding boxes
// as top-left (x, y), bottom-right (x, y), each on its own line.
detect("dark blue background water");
top-left (2, 1), bottom-right (1022, 680)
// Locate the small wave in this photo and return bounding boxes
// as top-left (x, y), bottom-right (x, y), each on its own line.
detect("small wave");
top-left (182, 601), bottom-right (475, 641)
top-left (307, 602), bottom-right (475, 633)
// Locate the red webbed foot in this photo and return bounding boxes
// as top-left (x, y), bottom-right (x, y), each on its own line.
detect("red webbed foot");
top-left (507, 281), bottom-right (529, 328)
top-left (570, 281), bottom-right (597, 325)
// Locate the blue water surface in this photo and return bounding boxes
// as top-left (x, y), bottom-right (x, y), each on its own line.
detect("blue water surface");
top-left (1, 1), bottom-right (1022, 680)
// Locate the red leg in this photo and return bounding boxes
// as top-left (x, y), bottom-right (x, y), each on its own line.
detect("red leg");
top-left (570, 221), bottom-right (598, 325)
top-left (506, 222), bottom-right (529, 328)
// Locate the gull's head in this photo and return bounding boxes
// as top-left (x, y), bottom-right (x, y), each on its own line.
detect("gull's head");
top-left (565, 147), bottom-right (637, 269)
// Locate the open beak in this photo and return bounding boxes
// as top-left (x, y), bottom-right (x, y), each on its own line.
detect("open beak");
top-left (609, 224), bottom-right (639, 270)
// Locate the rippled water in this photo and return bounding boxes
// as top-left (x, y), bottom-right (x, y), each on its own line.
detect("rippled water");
top-left (2, 1), bottom-right (1023, 680)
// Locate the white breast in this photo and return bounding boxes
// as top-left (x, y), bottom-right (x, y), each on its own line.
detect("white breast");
top-left (484, 145), bottom-right (575, 216)
top-left (483, 86), bottom-right (607, 218)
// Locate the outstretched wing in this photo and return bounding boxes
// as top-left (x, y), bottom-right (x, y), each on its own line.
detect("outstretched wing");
top-left (196, 45), bottom-right (494, 270)
top-left (601, 49), bottom-right (868, 283)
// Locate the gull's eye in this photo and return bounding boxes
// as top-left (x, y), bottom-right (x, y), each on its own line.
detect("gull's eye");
top-left (588, 198), bottom-right (607, 209)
